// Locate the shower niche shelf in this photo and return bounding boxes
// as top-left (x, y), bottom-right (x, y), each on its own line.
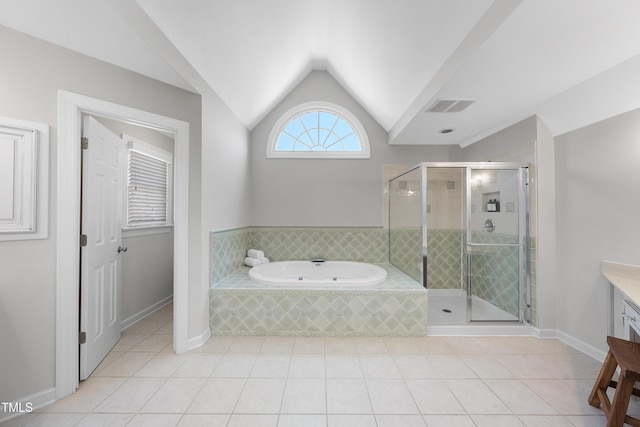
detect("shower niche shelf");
top-left (482, 191), bottom-right (500, 212)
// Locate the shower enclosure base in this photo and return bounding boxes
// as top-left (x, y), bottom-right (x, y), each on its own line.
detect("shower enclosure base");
top-left (428, 289), bottom-right (521, 326)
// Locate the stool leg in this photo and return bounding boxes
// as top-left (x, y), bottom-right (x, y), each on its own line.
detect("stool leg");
top-left (590, 350), bottom-right (618, 407)
top-left (608, 370), bottom-right (635, 427)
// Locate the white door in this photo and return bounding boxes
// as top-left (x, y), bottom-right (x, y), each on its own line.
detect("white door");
top-left (80, 116), bottom-right (125, 380)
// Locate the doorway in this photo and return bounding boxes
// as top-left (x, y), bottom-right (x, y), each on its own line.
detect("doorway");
top-left (79, 115), bottom-right (176, 379)
top-left (56, 91), bottom-right (190, 399)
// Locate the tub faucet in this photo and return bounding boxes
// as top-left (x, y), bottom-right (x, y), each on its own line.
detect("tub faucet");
top-left (310, 258), bottom-right (325, 263)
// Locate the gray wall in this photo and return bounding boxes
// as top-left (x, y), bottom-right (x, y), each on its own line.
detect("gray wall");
top-left (94, 117), bottom-right (174, 326)
top-left (250, 71), bottom-right (460, 226)
top-left (0, 25), bottom-right (202, 404)
top-left (555, 107), bottom-right (640, 351)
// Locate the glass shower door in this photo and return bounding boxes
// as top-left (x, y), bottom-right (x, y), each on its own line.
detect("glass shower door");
top-left (467, 168), bottom-right (525, 322)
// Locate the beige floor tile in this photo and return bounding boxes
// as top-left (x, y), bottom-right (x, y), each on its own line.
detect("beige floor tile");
top-left (280, 379), bottom-right (326, 414)
top-left (562, 415), bottom-right (609, 426)
top-left (134, 353), bottom-right (187, 377)
top-left (493, 354), bottom-right (555, 379)
top-left (359, 354), bottom-right (402, 378)
top-left (419, 337), bottom-right (455, 354)
top-left (326, 354), bottom-right (363, 378)
top-left (250, 353), bottom-right (291, 378)
top-left (523, 379), bottom-right (603, 415)
top-left (111, 334), bottom-right (148, 352)
top-left (422, 415), bottom-right (476, 427)
top-left (471, 415), bottom-right (526, 426)
top-left (196, 335), bottom-right (234, 353)
top-left (126, 414), bottom-right (181, 427)
top-left (327, 414), bottom-right (377, 427)
top-left (366, 379), bottom-right (420, 414)
top-left (172, 353), bottom-right (222, 377)
top-left (93, 377), bottom-right (166, 413)
top-left (187, 378), bottom-right (245, 413)
top-left (427, 355), bottom-right (477, 379)
top-left (462, 355), bottom-right (514, 379)
top-left (293, 337), bottom-right (325, 353)
top-left (228, 336), bottom-right (265, 353)
top-left (353, 337), bottom-right (388, 354)
top-left (131, 334), bottom-right (173, 352)
top-left (211, 353), bottom-right (257, 377)
top-left (392, 354), bottom-right (439, 379)
top-left (226, 414), bottom-right (278, 427)
top-left (20, 413), bottom-right (85, 426)
top-left (140, 378), bottom-right (205, 413)
top-left (176, 414), bottom-right (229, 427)
top-left (277, 414), bottom-right (326, 427)
top-left (261, 336), bottom-right (295, 353)
top-left (123, 317), bottom-right (171, 335)
top-left (93, 351), bottom-right (156, 377)
top-left (445, 379), bottom-right (511, 414)
top-left (234, 378), bottom-right (286, 413)
top-left (383, 337), bottom-right (423, 353)
top-left (288, 354), bottom-right (325, 378)
top-left (518, 415), bottom-right (575, 426)
top-left (375, 414), bottom-right (427, 427)
top-left (484, 379), bottom-right (557, 415)
top-left (326, 379), bottom-right (373, 414)
top-left (405, 379), bottom-right (465, 414)
top-left (74, 413), bottom-right (133, 427)
top-left (325, 337), bottom-right (357, 353)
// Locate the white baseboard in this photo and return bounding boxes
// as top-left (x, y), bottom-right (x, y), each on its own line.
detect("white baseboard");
top-left (0, 387), bottom-right (55, 423)
top-left (428, 324), bottom-right (536, 336)
top-left (554, 330), bottom-right (608, 362)
top-left (186, 327), bottom-right (211, 352)
top-left (121, 295), bottom-right (173, 331)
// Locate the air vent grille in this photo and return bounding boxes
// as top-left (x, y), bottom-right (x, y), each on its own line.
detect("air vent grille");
top-left (426, 99), bottom-right (475, 113)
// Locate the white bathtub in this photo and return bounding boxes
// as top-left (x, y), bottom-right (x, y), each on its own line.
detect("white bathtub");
top-left (248, 260), bottom-right (387, 287)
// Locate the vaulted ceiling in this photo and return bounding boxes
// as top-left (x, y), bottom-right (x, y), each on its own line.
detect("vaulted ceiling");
top-left (2, 0), bottom-right (640, 146)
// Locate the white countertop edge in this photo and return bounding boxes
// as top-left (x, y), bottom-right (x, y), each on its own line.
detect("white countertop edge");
top-left (602, 260), bottom-right (640, 305)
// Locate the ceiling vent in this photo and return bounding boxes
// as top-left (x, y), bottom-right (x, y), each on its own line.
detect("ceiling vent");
top-left (426, 99), bottom-right (475, 113)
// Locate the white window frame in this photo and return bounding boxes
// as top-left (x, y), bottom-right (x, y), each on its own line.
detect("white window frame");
top-left (267, 101), bottom-right (370, 159)
top-left (0, 116), bottom-right (49, 241)
top-left (122, 134), bottom-right (173, 236)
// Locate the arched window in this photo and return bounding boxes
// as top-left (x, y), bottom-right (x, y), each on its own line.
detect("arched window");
top-left (267, 102), bottom-right (370, 159)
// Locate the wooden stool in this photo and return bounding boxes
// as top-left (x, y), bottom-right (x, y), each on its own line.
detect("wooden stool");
top-left (589, 336), bottom-right (640, 427)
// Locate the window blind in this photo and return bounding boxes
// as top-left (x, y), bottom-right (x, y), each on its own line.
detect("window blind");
top-left (127, 150), bottom-right (169, 226)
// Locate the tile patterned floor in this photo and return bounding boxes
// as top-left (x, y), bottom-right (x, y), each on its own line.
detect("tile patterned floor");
top-left (3, 303), bottom-right (633, 427)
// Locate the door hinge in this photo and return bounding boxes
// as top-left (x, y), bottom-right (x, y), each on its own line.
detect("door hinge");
top-left (80, 234), bottom-right (88, 247)
top-left (81, 137), bottom-right (88, 149)
top-left (79, 331), bottom-right (86, 344)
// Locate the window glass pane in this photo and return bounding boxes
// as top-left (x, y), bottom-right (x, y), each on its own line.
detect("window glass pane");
top-left (276, 133), bottom-right (296, 150)
top-left (319, 111), bottom-right (338, 131)
top-left (299, 112), bottom-right (317, 132)
top-left (283, 119), bottom-right (305, 139)
top-left (270, 106), bottom-right (368, 158)
top-left (333, 119), bottom-right (354, 138)
top-left (341, 133), bottom-right (360, 151)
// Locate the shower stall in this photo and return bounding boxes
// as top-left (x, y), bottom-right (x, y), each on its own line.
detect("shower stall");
top-left (389, 163), bottom-right (530, 325)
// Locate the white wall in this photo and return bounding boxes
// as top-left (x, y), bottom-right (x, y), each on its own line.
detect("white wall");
top-left (0, 25), bottom-right (201, 405)
top-left (555, 107), bottom-right (640, 351)
top-left (250, 71), bottom-right (460, 226)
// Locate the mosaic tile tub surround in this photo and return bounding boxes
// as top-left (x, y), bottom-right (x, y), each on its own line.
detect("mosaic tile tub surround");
top-left (210, 265), bottom-right (427, 336)
top-left (210, 227), bottom-right (427, 336)
top-left (210, 227), bottom-right (388, 284)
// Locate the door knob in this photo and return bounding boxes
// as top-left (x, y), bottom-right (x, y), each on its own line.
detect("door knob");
top-left (118, 246), bottom-right (128, 253)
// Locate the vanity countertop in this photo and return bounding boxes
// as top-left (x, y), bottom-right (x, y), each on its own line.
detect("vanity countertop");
top-left (602, 261), bottom-right (640, 306)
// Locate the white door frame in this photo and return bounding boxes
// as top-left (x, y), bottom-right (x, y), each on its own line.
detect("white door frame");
top-left (56, 90), bottom-right (189, 399)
